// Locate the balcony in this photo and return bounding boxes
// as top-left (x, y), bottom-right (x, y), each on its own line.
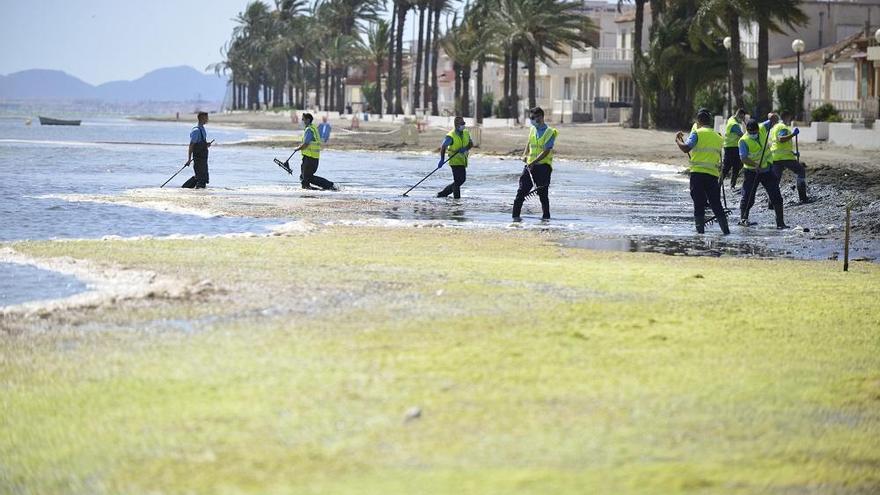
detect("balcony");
top-left (740, 41), bottom-right (758, 60)
top-left (570, 48), bottom-right (633, 71)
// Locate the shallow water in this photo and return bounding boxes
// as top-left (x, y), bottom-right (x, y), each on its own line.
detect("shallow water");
top-left (0, 262), bottom-right (88, 306)
top-left (1, 117), bottom-right (876, 305)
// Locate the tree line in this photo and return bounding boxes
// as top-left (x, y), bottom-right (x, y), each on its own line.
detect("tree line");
top-left (215, 0), bottom-right (807, 129)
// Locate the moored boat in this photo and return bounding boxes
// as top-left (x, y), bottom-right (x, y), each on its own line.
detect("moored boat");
top-left (38, 116), bottom-right (82, 126)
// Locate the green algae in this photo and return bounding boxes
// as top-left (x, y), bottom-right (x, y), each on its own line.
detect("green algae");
top-left (2, 227), bottom-right (879, 494)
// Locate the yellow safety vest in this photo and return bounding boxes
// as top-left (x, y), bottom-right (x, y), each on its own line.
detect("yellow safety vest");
top-left (528, 125), bottom-right (558, 169)
top-left (723, 116), bottom-right (743, 148)
top-left (445, 129), bottom-right (470, 167)
top-left (769, 123), bottom-right (796, 162)
top-left (689, 127), bottom-right (722, 177)
top-left (739, 130), bottom-right (772, 171)
top-left (302, 123), bottom-right (321, 159)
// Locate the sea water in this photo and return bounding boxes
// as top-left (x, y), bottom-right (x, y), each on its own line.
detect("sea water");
top-left (0, 117), bottom-right (874, 306)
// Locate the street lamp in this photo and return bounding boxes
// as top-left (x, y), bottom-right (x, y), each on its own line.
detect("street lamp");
top-left (792, 39), bottom-right (805, 121)
top-left (875, 27), bottom-right (880, 44)
top-left (723, 36), bottom-right (732, 115)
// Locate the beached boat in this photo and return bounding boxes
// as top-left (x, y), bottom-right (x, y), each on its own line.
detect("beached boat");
top-left (38, 116), bottom-right (81, 126)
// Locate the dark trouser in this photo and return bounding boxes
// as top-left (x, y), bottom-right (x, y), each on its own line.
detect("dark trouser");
top-left (690, 172), bottom-right (728, 234)
top-left (300, 156), bottom-right (334, 190)
top-left (771, 159), bottom-right (808, 202)
top-left (512, 163), bottom-right (551, 219)
top-left (721, 147), bottom-right (743, 188)
top-left (740, 169), bottom-right (785, 226)
top-left (181, 156), bottom-right (208, 188)
top-left (437, 166), bottom-right (467, 198)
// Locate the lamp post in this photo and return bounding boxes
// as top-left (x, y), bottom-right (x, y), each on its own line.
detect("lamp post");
top-left (723, 36), bottom-right (732, 116)
top-left (792, 39), bottom-right (805, 121)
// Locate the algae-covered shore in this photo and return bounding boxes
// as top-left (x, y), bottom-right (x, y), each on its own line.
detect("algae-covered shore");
top-left (2, 226), bottom-right (879, 494)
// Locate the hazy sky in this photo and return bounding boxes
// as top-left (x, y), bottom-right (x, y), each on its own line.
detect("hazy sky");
top-left (1, 0), bottom-right (267, 85)
top-left (0, 0), bottom-right (614, 85)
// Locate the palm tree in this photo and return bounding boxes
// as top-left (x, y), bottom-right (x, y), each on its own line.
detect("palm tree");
top-left (618, 0), bottom-right (647, 127)
top-left (393, 0), bottom-right (413, 114)
top-left (412, 0), bottom-right (429, 112)
top-left (422, 2), bottom-right (434, 111)
top-left (637, 0), bottom-right (728, 129)
top-left (232, 1), bottom-right (273, 110)
top-left (739, 0), bottom-right (807, 117)
top-left (430, 0), bottom-right (453, 115)
top-left (441, 18), bottom-right (481, 117)
top-left (691, 0), bottom-right (757, 113)
top-left (495, 0), bottom-right (594, 112)
top-left (362, 20), bottom-right (391, 116)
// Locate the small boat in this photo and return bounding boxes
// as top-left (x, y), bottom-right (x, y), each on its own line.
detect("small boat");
top-left (39, 116), bottom-right (81, 126)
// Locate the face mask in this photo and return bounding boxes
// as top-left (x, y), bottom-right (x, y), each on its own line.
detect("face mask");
top-left (749, 133), bottom-right (759, 139)
top-left (455, 124), bottom-right (464, 132)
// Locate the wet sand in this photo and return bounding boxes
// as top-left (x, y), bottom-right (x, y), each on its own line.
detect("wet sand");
top-left (138, 112), bottom-right (880, 198)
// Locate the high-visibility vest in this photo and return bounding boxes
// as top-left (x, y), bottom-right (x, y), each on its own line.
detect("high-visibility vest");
top-left (445, 129), bottom-right (470, 167)
top-left (739, 129), bottom-right (772, 171)
top-left (689, 127), bottom-right (722, 177)
top-left (770, 123), bottom-right (797, 162)
top-left (302, 124), bottom-right (321, 159)
top-left (528, 125), bottom-right (558, 169)
top-left (723, 116), bottom-right (743, 148)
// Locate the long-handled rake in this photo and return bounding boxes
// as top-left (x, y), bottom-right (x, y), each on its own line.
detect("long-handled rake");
top-left (273, 150), bottom-right (298, 175)
top-left (160, 159), bottom-right (191, 188)
top-left (703, 178), bottom-right (734, 226)
top-left (401, 149), bottom-right (461, 197)
top-left (522, 163), bottom-right (546, 200)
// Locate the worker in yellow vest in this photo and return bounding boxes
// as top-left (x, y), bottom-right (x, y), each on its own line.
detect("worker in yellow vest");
top-left (721, 108), bottom-right (746, 189)
top-left (436, 116), bottom-right (474, 198)
top-left (738, 119), bottom-right (788, 228)
top-left (675, 109), bottom-right (730, 234)
top-left (769, 110), bottom-right (808, 203)
top-left (290, 113), bottom-right (337, 191)
top-left (512, 107), bottom-right (557, 221)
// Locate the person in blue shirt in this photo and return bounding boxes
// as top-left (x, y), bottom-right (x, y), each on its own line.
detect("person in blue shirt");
top-left (676, 109), bottom-right (729, 234)
top-left (291, 113), bottom-right (337, 190)
top-left (436, 116), bottom-right (474, 198)
top-left (182, 112), bottom-right (212, 189)
top-left (738, 119), bottom-right (788, 228)
top-left (317, 116), bottom-right (332, 143)
top-left (721, 108), bottom-right (746, 189)
top-left (769, 110), bottom-right (809, 203)
top-left (512, 107), bottom-right (558, 221)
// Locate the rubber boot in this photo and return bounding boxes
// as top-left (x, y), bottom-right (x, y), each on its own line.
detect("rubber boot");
top-left (718, 214), bottom-right (730, 235)
top-left (797, 181), bottom-right (808, 203)
top-left (774, 204), bottom-right (789, 229)
top-left (695, 215), bottom-right (705, 234)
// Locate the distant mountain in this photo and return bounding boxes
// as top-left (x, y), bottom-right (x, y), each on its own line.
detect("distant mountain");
top-left (0, 69), bottom-right (96, 99)
top-left (0, 66), bottom-right (227, 102)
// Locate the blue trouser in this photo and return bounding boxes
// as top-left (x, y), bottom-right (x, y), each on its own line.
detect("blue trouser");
top-left (722, 147), bottom-right (743, 188)
top-left (771, 159), bottom-right (806, 184)
top-left (512, 163), bottom-right (551, 218)
top-left (689, 172), bottom-right (725, 219)
top-left (740, 169), bottom-right (783, 219)
top-left (438, 166), bottom-right (467, 198)
top-left (771, 159), bottom-right (808, 202)
top-left (300, 156), bottom-right (334, 190)
top-left (181, 156), bottom-right (209, 188)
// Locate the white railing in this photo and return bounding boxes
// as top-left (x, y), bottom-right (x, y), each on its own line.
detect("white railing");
top-left (810, 98), bottom-right (880, 122)
top-left (570, 48), bottom-right (633, 69)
